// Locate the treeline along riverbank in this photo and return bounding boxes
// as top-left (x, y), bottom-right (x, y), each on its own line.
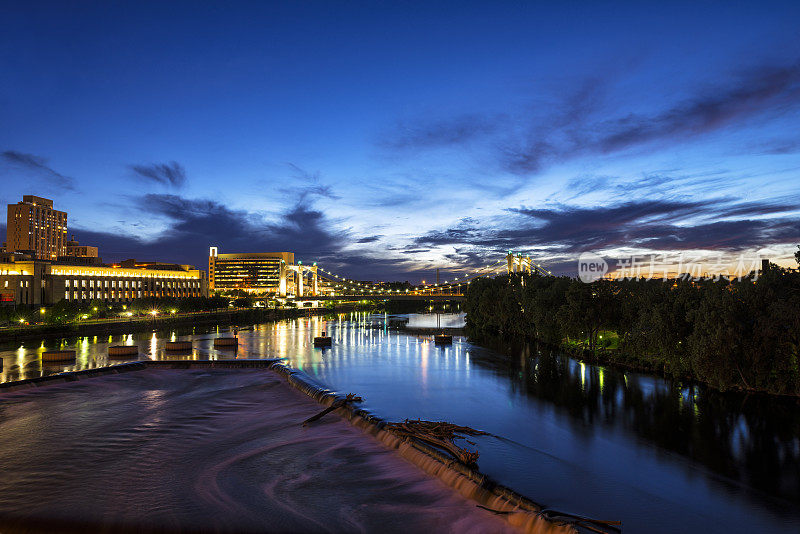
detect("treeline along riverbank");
top-left (464, 264), bottom-right (800, 396)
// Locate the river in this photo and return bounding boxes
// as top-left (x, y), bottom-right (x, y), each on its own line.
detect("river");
top-left (1, 311), bottom-right (798, 533)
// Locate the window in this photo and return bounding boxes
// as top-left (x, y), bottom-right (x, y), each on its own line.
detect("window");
top-left (65, 291), bottom-right (69, 300)
top-left (65, 279), bottom-right (70, 288)
top-left (89, 280), bottom-right (94, 288)
top-left (81, 279), bottom-right (86, 287)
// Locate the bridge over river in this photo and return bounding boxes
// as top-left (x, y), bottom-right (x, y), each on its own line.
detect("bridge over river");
top-left (277, 253), bottom-right (550, 300)
top-left (287, 293), bottom-right (464, 302)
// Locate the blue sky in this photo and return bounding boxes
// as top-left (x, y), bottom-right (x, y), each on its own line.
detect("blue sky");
top-left (2, 1), bottom-right (799, 280)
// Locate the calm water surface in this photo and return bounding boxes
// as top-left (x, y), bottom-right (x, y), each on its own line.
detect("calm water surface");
top-left (1, 312), bottom-right (799, 533)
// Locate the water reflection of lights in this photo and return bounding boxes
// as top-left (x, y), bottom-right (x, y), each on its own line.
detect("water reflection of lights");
top-left (420, 339), bottom-right (429, 388)
top-left (580, 362), bottom-right (586, 390)
top-left (599, 367), bottom-right (605, 394)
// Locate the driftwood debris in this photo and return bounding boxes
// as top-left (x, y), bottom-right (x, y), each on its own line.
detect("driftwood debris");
top-left (384, 419), bottom-right (489, 466)
top-left (302, 393), bottom-right (363, 426)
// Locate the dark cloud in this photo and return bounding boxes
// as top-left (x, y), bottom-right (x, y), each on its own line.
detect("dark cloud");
top-left (628, 219), bottom-right (800, 251)
top-left (1, 150), bottom-right (75, 189)
top-left (723, 201), bottom-right (798, 217)
top-left (415, 199), bottom-right (800, 255)
top-left (68, 194), bottom-right (418, 280)
top-left (356, 235), bottom-right (382, 243)
top-left (129, 161), bottom-right (186, 188)
top-left (381, 59), bottom-right (800, 176)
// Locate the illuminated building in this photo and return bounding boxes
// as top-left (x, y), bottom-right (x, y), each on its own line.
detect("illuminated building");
top-left (0, 259), bottom-right (207, 306)
top-left (209, 247), bottom-right (295, 294)
top-left (6, 195), bottom-right (68, 260)
top-left (65, 235), bottom-right (99, 258)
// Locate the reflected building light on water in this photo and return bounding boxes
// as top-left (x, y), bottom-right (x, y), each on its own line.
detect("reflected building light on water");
top-left (599, 367), bottom-right (604, 394)
top-left (420, 339), bottom-right (429, 389)
top-left (580, 362), bottom-right (586, 391)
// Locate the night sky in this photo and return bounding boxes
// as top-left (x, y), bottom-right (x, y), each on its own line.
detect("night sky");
top-left (2, 1), bottom-right (800, 280)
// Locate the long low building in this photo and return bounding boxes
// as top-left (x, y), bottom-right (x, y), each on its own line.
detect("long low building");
top-left (0, 258), bottom-right (208, 306)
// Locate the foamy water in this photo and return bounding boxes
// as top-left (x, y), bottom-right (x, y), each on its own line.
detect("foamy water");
top-left (0, 368), bottom-right (514, 533)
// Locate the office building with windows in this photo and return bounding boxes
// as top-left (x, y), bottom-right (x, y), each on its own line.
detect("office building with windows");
top-left (208, 247), bottom-right (294, 294)
top-left (6, 195), bottom-right (68, 260)
top-left (0, 258), bottom-right (208, 306)
top-left (65, 235), bottom-right (99, 258)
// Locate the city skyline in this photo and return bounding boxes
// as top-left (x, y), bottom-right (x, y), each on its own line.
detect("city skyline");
top-left (2, 2), bottom-right (800, 280)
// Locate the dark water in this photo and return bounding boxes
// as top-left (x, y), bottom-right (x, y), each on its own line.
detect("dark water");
top-left (2, 312), bottom-right (799, 533)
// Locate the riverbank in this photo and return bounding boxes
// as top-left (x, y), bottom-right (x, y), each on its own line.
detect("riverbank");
top-left (464, 271), bottom-right (800, 397)
top-left (468, 327), bottom-right (800, 401)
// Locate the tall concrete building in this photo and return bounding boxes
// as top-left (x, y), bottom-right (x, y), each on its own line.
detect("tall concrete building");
top-left (6, 195), bottom-right (68, 260)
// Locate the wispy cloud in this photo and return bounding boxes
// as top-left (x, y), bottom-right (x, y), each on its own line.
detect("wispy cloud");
top-left (129, 161), bottom-right (187, 188)
top-left (593, 61), bottom-right (800, 153)
top-left (381, 58), bottom-right (800, 177)
top-left (279, 163), bottom-right (340, 202)
top-left (381, 113), bottom-right (503, 151)
top-left (1, 150), bottom-right (75, 189)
